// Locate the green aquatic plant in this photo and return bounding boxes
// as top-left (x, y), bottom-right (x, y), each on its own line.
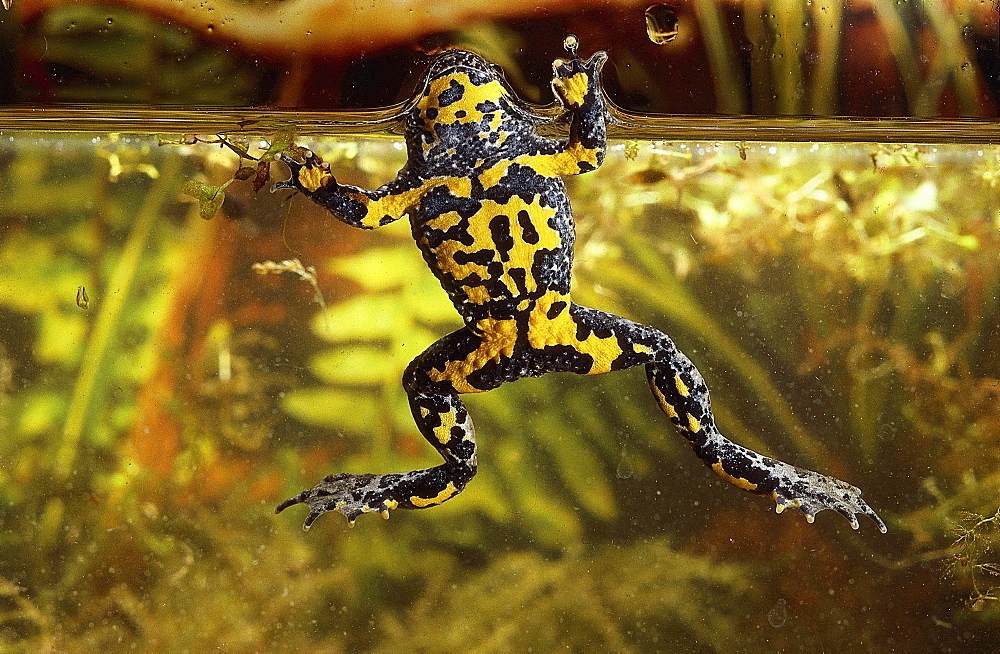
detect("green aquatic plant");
top-left (0, 135), bottom-right (190, 485)
top-left (0, 577), bottom-right (52, 652)
top-left (944, 509), bottom-right (1000, 611)
top-left (375, 537), bottom-right (752, 652)
top-left (56, 154), bottom-right (181, 481)
top-left (569, 137), bottom-right (1000, 618)
top-left (174, 126), bottom-right (298, 219)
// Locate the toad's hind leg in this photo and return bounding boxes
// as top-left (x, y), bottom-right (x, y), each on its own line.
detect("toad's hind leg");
top-left (566, 305), bottom-right (886, 532)
top-left (275, 330), bottom-right (481, 529)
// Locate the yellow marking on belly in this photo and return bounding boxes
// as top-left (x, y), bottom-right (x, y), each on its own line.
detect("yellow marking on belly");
top-left (687, 414), bottom-right (701, 433)
top-left (426, 209), bottom-right (465, 232)
top-left (527, 291), bottom-right (623, 373)
top-left (479, 160), bottom-right (513, 188)
top-left (427, 195), bottom-right (561, 302)
top-left (410, 481), bottom-right (459, 508)
top-left (634, 343), bottom-right (654, 355)
top-left (384, 499), bottom-right (399, 510)
top-left (674, 372), bottom-right (690, 397)
top-left (465, 286), bottom-right (491, 304)
top-left (418, 73), bottom-right (506, 130)
top-left (712, 461), bottom-right (758, 491)
top-left (428, 317), bottom-right (519, 392)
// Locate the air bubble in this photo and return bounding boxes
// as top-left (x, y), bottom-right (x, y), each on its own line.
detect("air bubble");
top-left (563, 34), bottom-right (579, 57)
top-left (645, 3), bottom-right (679, 45)
top-left (767, 598), bottom-right (788, 628)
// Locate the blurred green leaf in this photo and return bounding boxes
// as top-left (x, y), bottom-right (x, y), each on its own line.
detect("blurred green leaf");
top-left (312, 294), bottom-right (403, 342)
top-left (494, 440), bottom-right (582, 547)
top-left (281, 387), bottom-right (379, 434)
top-left (329, 245), bottom-right (427, 292)
top-left (15, 392), bottom-right (68, 440)
top-left (310, 346), bottom-right (395, 386)
top-left (535, 413), bottom-right (617, 520)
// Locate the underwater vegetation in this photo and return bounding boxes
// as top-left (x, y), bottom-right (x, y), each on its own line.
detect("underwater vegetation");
top-left (0, 128), bottom-right (998, 651)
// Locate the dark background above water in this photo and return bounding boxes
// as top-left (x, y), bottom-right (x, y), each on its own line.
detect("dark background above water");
top-left (0, 0), bottom-right (997, 116)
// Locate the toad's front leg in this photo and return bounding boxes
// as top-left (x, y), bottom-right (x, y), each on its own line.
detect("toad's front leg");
top-left (551, 49), bottom-right (607, 111)
top-left (535, 49), bottom-right (607, 176)
top-left (273, 152), bottom-right (419, 229)
top-left (273, 151), bottom-right (336, 194)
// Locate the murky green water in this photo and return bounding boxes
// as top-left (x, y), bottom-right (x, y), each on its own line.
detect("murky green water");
top-left (0, 114), bottom-right (998, 651)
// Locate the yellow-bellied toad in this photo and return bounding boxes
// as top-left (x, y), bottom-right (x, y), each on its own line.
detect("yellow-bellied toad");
top-left (273, 46), bottom-right (886, 534)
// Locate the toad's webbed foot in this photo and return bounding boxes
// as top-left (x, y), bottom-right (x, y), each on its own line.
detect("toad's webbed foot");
top-left (275, 472), bottom-right (396, 529)
top-left (764, 461), bottom-right (887, 533)
top-left (272, 151), bottom-right (336, 194)
top-left (275, 464), bottom-right (470, 529)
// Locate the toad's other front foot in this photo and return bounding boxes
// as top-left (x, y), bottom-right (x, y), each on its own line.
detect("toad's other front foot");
top-left (551, 50), bottom-right (607, 109)
top-left (767, 461), bottom-right (887, 533)
top-left (272, 151), bottom-right (336, 194)
top-left (275, 472), bottom-right (397, 529)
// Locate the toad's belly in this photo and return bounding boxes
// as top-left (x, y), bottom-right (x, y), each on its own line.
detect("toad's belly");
top-left (416, 195), bottom-right (572, 306)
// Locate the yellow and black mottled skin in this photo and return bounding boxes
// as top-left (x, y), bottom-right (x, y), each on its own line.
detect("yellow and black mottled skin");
top-left (273, 48), bottom-right (886, 534)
